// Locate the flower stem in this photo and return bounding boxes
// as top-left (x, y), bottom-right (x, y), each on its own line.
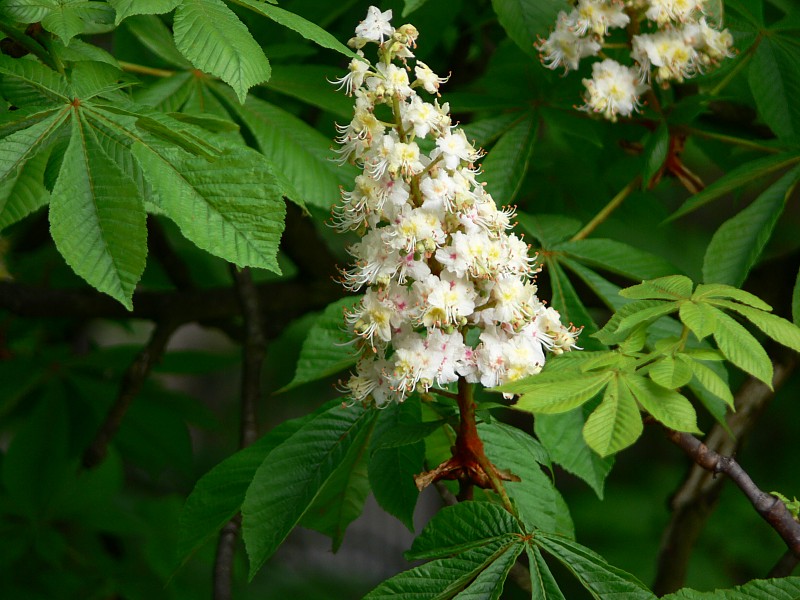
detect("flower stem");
top-left (570, 175), bottom-right (641, 242)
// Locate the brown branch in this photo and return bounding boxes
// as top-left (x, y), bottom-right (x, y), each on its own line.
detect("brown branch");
top-left (652, 359), bottom-right (796, 594)
top-left (768, 549), bottom-right (799, 578)
top-left (82, 320), bottom-right (178, 468)
top-left (213, 267), bottom-right (267, 600)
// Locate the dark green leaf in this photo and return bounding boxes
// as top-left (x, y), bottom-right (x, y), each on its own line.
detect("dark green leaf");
top-left (663, 576), bottom-right (800, 599)
top-left (491, 0), bottom-right (569, 58)
top-left (642, 122), bottom-right (669, 187)
top-left (462, 113), bottom-right (522, 149)
top-left (793, 267), bottom-right (800, 325)
top-left (702, 166), bottom-right (800, 286)
top-left (0, 54), bottom-right (70, 104)
top-left (547, 259), bottom-right (603, 349)
top-left (527, 545), bottom-right (566, 600)
top-left (124, 14), bottom-right (192, 68)
top-left (266, 64), bottom-right (354, 118)
top-left (482, 112), bottom-right (537, 205)
top-left (454, 544), bottom-right (522, 600)
top-left (371, 419), bottom-right (448, 450)
top-left (555, 239), bottom-right (676, 280)
top-left (0, 145), bottom-right (50, 230)
top-left (108, 0), bottom-right (181, 24)
top-left (402, 0), bottom-right (431, 17)
top-left (748, 36), bottom-right (800, 138)
top-left (517, 213), bottom-right (581, 248)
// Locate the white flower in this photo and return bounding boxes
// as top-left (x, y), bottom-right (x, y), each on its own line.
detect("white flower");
top-left (581, 59), bottom-right (648, 121)
top-left (570, 0), bottom-right (630, 36)
top-left (414, 61), bottom-right (449, 94)
top-left (354, 6), bottom-right (394, 44)
top-left (539, 20), bottom-right (601, 73)
top-left (632, 30), bottom-right (699, 83)
top-left (434, 130), bottom-right (481, 170)
top-left (331, 54), bottom-right (371, 95)
top-left (645, 0), bottom-right (700, 25)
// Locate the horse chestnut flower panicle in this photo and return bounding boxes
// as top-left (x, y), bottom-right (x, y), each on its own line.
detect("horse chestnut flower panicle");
top-left (332, 7), bottom-right (580, 406)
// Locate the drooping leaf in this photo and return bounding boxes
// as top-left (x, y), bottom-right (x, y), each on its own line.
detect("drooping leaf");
top-left (49, 115), bottom-right (147, 309)
top-left (132, 142), bottom-right (286, 272)
top-left (648, 355), bottom-right (693, 389)
top-left (679, 355), bottom-right (734, 408)
top-left (369, 398), bottom-right (425, 531)
top-left (173, 0), bottom-right (271, 103)
top-left (281, 296), bottom-right (361, 391)
top-left (124, 14), bottom-right (192, 68)
top-left (535, 533), bottom-right (656, 600)
top-left (748, 35), bottom-right (800, 139)
top-left (582, 375), bottom-right (644, 457)
top-left (702, 166), bottom-right (800, 286)
top-left (623, 374), bottom-right (700, 433)
top-left (711, 299), bottom-right (800, 353)
top-left (554, 238), bottom-right (676, 280)
top-left (710, 306), bottom-right (773, 385)
top-left (482, 112), bottom-right (537, 205)
top-left (663, 576), bottom-right (800, 599)
top-left (241, 404), bottom-right (377, 577)
top-left (0, 144), bottom-right (51, 230)
top-left (108, 0), bottom-right (181, 24)
top-left (535, 406), bottom-right (615, 498)
top-left (491, 0), bottom-right (569, 58)
top-left (692, 283), bottom-right (772, 311)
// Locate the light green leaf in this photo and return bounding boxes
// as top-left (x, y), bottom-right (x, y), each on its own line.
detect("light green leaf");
top-left (642, 121), bottom-right (669, 186)
top-left (234, 0), bottom-right (359, 59)
top-left (535, 533), bottom-right (656, 600)
top-left (679, 355), bottom-right (734, 408)
top-left (491, 0), bottom-right (569, 58)
top-left (619, 275), bottom-right (694, 300)
top-left (624, 374), bottom-right (700, 433)
top-left (662, 576), bottom-right (800, 599)
top-left (510, 371), bottom-right (612, 414)
top-left (49, 116), bottom-right (147, 309)
top-left (555, 239), bottom-right (676, 280)
top-left (369, 399), bottom-right (424, 532)
top-left (0, 145), bottom-right (50, 230)
top-left (133, 142), bottom-right (285, 272)
top-left (616, 302), bottom-right (680, 335)
top-left (582, 376), bottom-right (644, 457)
top-left (300, 410), bottom-right (375, 551)
top-left (711, 306), bottom-right (773, 385)
top-left (176, 411), bottom-right (315, 565)
top-left (535, 407), bottom-right (615, 498)
top-left (462, 113), bottom-right (521, 149)
top-left (527, 545), bottom-right (566, 600)
top-left (281, 296), bottom-right (361, 391)
top-left (593, 299), bottom-right (671, 345)
top-left (648, 356), bottom-right (693, 389)
top-left (108, 0), bottom-right (181, 24)
top-left (173, 0), bottom-right (271, 103)
top-left (124, 14), bottom-right (192, 68)
top-left (692, 283), bottom-right (772, 310)
top-left (702, 166), bottom-right (800, 286)
top-left (241, 404), bottom-right (377, 577)
top-left (517, 213), bottom-right (582, 248)
top-left (0, 54), bottom-right (71, 103)
top-left (482, 112), bottom-right (537, 205)
top-left (453, 544), bottom-right (522, 600)
top-left (679, 301), bottom-right (718, 341)
top-left (711, 300), bottom-right (800, 353)
top-left (407, 500), bottom-right (521, 560)
top-left (216, 87), bottom-right (352, 210)
top-left (748, 36), bottom-right (800, 138)
top-left (480, 422), bottom-right (573, 536)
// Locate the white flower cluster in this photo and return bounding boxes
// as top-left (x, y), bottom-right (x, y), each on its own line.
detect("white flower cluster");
top-left (332, 7), bottom-right (580, 406)
top-left (539, 0), bottom-right (734, 121)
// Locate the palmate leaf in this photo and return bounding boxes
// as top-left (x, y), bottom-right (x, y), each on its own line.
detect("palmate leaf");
top-left (511, 371), bottom-right (612, 414)
top-left (0, 109), bottom-right (67, 183)
top-left (619, 275), bottom-right (694, 300)
top-left (623, 374), bottom-right (700, 433)
top-left (710, 306), bottom-right (773, 385)
top-left (107, 0), bottom-right (181, 24)
top-left (241, 404), bottom-right (377, 578)
top-left (582, 375), bottom-right (643, 457)
top-left (663, 576), bottom-right (800, 599)
top-left (0, 54), bottom-right (71, 104)
top-left (49, 115), bottom-right (147, 310)
top-left (554, 238), bottom-right (676, 280)
top-left (748, 35), bottom-right (800, 139)
top-left (173, 0), bottom-right (271, 103)
top-left (124, 15), bottom-right (193, 68)
top-left (482, 112), bottom-right (537, 205)
top-left (2, 0), bottom-right (115, 45)
top-left (710, 299), bottom-right (800, 353)
top-left (491, 0), bottom-right (569, 58)
top-left (528, 546), bottom-right (566, 600)
top-left (702, 165), bottom-right (800, 286)
top-left (0, 145), bottom-right (51, 231)
top-left (453, 544), bottom-right (522, 600)
top-left (679, 355), bottom-right (734, 408)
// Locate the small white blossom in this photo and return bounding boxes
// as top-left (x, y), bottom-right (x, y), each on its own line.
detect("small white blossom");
top-left (581, 59), bottom-right (648, 121)
top-left (354, 6), bottom-right (394, 44)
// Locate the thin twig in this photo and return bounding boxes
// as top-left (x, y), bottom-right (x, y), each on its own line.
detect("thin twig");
top-left (82, 321), bottom-right (177, 468)
top-left (213, 267), bottom-right (266, 600)
top-left (767, 549), bottom-right (799, 578)
top-left (652, 359), bottom-right (796, 594)
top-left (570, 176), bottom-right (640, 242)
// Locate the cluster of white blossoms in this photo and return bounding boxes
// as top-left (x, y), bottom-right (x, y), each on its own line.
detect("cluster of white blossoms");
top-left (539, 0), bottom-right (734, 120)
top-left (332, 7), bottom-right (580, 406)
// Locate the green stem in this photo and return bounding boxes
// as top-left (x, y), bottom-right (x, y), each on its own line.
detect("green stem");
top-left (0, 22), bottom-right (56, 70)
top-left (570, 176), bottom-right (641, 242)
top-left (119, 61), bottom-right (175, 78)
top-left (681, 127), bottom-right (781, 154)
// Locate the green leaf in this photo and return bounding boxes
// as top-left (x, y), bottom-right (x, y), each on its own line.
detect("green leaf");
top-left (615, 302), bottom-right (680, 335)
top-left (0, 109), bottom-right (67, 183)
top-left (535, 406), bottom-right (615, 498)
top-left (491, 0), bottom-right (569, 58)
top-left (623, 374), bottom-right (700, 433)
top-left (371, 419), bottom-right (448, 450)
top-left (4, 0), bottom-right (115, 45)
top-left (793, 267), bottom-right (800, 325)
top-left (217, 88), bottom-right (352, 210)
top-left (0, 144), bottom-right (50, 230)
top-left (176, 405), bottom-right (328, 566)
top-left (479, 422), bottom-right (572, 536)
top-left (266, 64), bottom-right (354, 118)
top-left (642, 121), bottom-right (669, 187)
top-left (482, 112), bottom-right (537, 205)
top-left (702, 166), bottom-right (800, 286)
top-left (748, 36), bottom-right (800, 138)
top-left (281, 296), bottom-right (361, 391)
top-left (593, 299), bottom-right (673, 345)
top-left (517, 212), bottom-right (581, 248)
top-left (241, 404), bottom-right (377, 577)
top-left (68, 60), bottom-right (133, 100)
top-left (462, 113), bottom-right (521, 149)
top-left (402, 0), bottom-right (431, 17)
top-left (535, 533), bottom-right (656, 600)
top-left (667, 153), bottom-right (800, 222)
top-left (453, 544), bottom-right (522, 600)
top-left (132, 143), bottom-right (286, 272)
top-left (49, 115), bottom-right (147, 309)
top-left (124, 14), bottom-right (192, 68)
top-left (407, 500), bottom-right (521, 560)
top-left (0, 54), bottom-right (71, 103)
top-left (369, 399), bottom-right (425, 532)
top-left (173, 0), bottom-right (271, 103)
top-left (692, 283), bottom-right (772, 310)
top-left (235, 0), bottom-right (360, 60)
top-left (662, 576), bottom-right (800, 599)
top-left (528, 546), bottom-right (566, 600)
top-left (582, 376), bottom-right (644, 457)
top-left (710, 306), bottom-right (773, 385)
top-left (679, 301), bottom-right (718, 341)
top-left (547, 258), bottom-right (603, 349)
top-left (619, 275), bottom-right (694, 300)
top-left (679, 355), bottom-right (734, 408)
top-left (134, 71), bottom-right (194, 112)
top-left (509, 371), bottom-right (612, 414)
top-left (52, 37), bottom-right (120, 68)
top-left (300, 410), bottom-right (375, 551)
top-left (648, 356), bottom-right (693, 389)
top-left (711, 300), bottom-right (800, 353)
top-left (554, 239), bottom-right (676, 280)
top-left (108, 0), bottom-right (181, 24)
